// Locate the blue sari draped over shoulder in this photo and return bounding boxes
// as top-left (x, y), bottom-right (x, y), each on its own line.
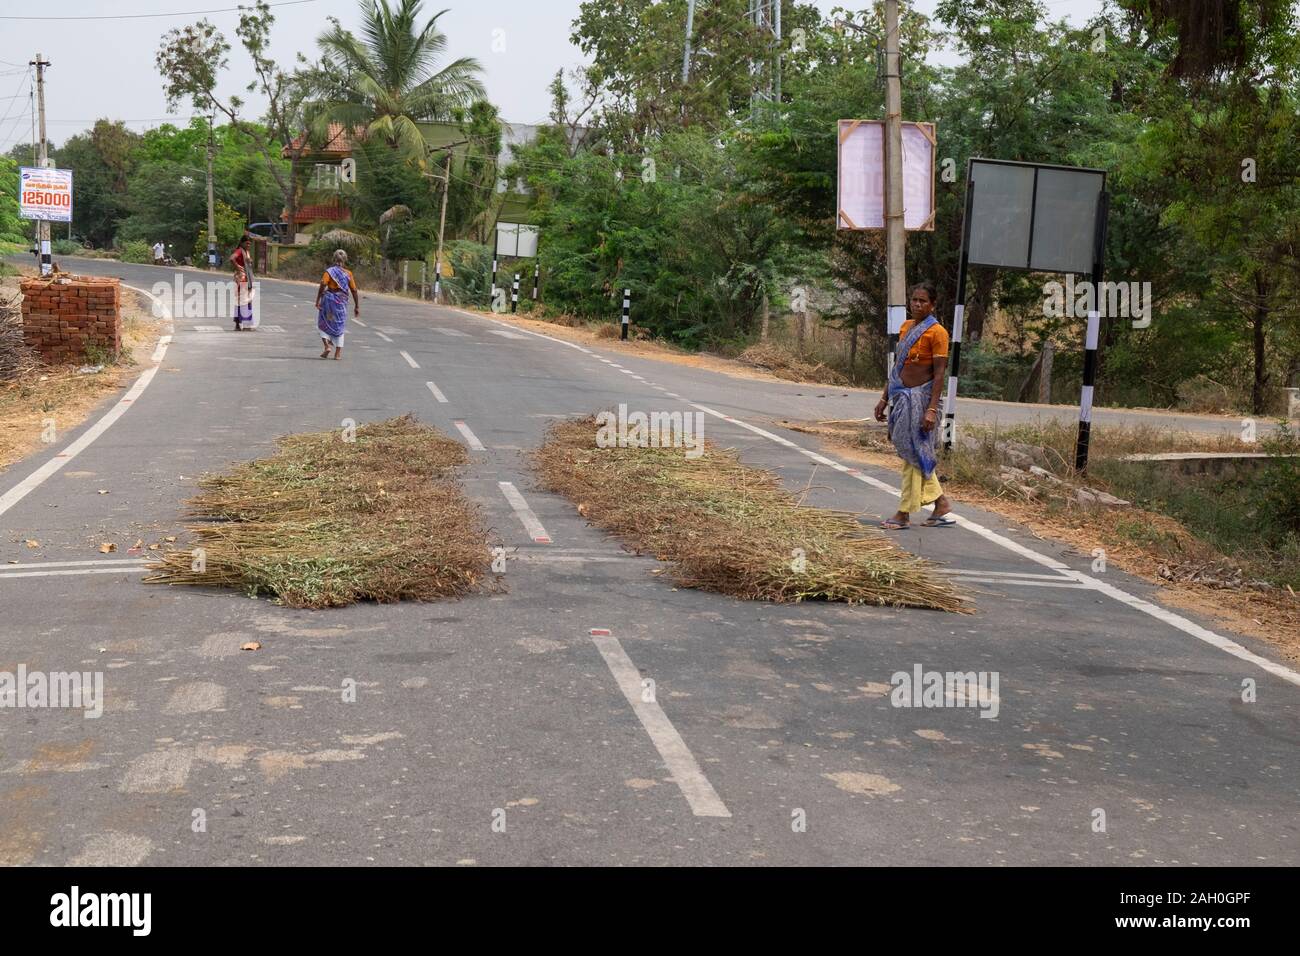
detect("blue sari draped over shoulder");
top-left (886, 315), bottom-right (941, 479)
top-left (317, 266), bottom-right (350, 342)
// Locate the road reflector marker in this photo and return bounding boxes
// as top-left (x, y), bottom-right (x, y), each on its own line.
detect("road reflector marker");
top-left (453, 421), bottom-right (486, 451)
top-left (498, 482), bottom-right (552, 544)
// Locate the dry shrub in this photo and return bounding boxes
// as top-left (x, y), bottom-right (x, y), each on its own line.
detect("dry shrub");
top-left (737, 342), bottom-right (848, 385)
top-left (534, 416), bottom-right (969, 612)
top-left (0, 292), bottom-right (38, 383)
top-left (147, 415), bottom-right (494, 608)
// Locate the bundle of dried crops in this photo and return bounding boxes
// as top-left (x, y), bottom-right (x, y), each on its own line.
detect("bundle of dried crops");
top-left (535, 417), bottom-right (969, 612)
top-left (0, 294), bottom-right (39, 382)
top-left (147, 415), bottom-right (494, 608)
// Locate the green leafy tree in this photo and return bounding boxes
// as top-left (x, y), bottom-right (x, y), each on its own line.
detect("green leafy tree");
top-left (313, 0), bottom-right (485, 162)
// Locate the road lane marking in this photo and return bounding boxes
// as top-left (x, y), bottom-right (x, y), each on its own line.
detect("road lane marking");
top-left (433, 328), bottom-right (469, 337)
top-left (453, 421), bottom-right (486, 451)
top-left (498, 482), bottom-right (552, 544)
top-left (0, 564), bottom-right (151, 579)
top-left (0, 340), bottom-right (171, 520)
top-left (399, 350), bottom-right (420, 368)
top-left (684, 401), bottom-right (1300, 689)
top-left (376, 331), bottom-right (395, 343)
top-left (426, 381), bottom-right (449, 403)
top-left (488, 330), bottom-right (529, 340)
top-left (590, 628), bottom-right (731, 818)
top-left (353, 319), bottom-right (368, 327)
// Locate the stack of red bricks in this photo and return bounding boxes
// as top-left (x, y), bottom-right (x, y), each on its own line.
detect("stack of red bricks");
top-left (19, 275), bottom-right (121, 365)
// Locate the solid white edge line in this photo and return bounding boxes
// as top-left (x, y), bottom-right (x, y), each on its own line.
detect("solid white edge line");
top-left (0, 566), bottom-right (151, 579)
top-left (453, 421), bottom-right (486, 452)
top-left (399, 350), bottom-right (419, 368)
top-left (0, 294), bottom-right (172, 520)
top-left (497, 481), bottom-right (552, 543)
top-left (1, 559), bottom-right (151, 569)
top-left (684, 401), bottom-right (1300, 689)
top-left (590, 630), bottom-right (731, 818)
top-left (426, 381), bottom-right (449, 403)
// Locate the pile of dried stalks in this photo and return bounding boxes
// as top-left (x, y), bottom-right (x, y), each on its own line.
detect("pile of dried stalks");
top-left (147, 415), bottom-right (494, 608)
top-left (0, 293), bottom-right (39, 382)
top-left (535, 417), bottom-right (969, 612)
top-left (737, 342), bottom-right (848, 385)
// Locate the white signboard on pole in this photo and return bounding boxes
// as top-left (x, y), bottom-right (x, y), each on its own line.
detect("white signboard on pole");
top-left (19, 167), bottom-right (73, 223)
top-left (495, 221), bottom-right (539, 258)
top-left (836, 120), bottom-right (935, 232)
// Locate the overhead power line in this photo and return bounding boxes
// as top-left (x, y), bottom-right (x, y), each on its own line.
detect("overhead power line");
top-left (0, 0), bottom-right (319, 20)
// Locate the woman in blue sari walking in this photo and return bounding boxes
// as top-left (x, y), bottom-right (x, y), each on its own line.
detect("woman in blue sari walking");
top-left (315, 249), bottom-right (360, 360)
top-left (872, 281), bottom-right (958, 529)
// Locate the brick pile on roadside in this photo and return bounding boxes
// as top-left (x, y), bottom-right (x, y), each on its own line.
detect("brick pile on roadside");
top-left (18, 274), bottom-right (121, 365)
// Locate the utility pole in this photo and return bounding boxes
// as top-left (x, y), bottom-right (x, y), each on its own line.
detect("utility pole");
top-left (31, 54), bottom-right (51, 276)
top-left (433, 151), bottom-right (451, 304)
top-left (206, 112), bottom-right (217, 267)
top-left (682, 0), bottom-right (697, 83)
top-left (883, 1), bottom-right (907, 377)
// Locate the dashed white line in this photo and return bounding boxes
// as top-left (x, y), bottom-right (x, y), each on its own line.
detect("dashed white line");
top-left (425, 381), bottom-right (449, 403)
top-left (376, 331), bottom-right (395, 343)
top-left (453, 421), bottom-right (486, 451)
top-left (399, 350), bottom-right (420, 368)
top-left (498, 482), bottom-right (552, 544)
top-left (590, 628), bottom-right (731, 818)
top-left (353, 318), bottom-right (368, 327)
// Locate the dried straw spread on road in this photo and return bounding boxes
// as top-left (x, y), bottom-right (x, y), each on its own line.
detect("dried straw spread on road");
top-left (535, 416), bottom-right (969, 612)
top-left (147, 415), bottom-right (493, 609)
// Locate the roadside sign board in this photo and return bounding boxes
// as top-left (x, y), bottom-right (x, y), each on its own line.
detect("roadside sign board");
top-left (965, 159), bottom-right (1105, 274)
top-left (496, 221), bottom-right (539, 258)
top-left (836, 120), bottom-right (935, 231)
top-left (19, 166), bottom-right (73, 223)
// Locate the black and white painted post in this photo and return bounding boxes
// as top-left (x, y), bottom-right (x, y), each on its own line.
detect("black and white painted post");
top-left (511, 274), bottom-right (520, 314)
top-left (532, 263), bottom-right (540, 301)
top-left (490, 228), bottom-right (499, 302)
top-left (942, 180), bottom-right (977, 452)
top-left (433, 260), bottom-right (441, 304)
top-left (621, 288), bottom-right (631, 340)
top-left (1075, 190), bottom-right (1110, 471)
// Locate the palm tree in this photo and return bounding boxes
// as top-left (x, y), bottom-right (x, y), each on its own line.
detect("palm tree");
top-left (314, 0), bottom-right (486, 162)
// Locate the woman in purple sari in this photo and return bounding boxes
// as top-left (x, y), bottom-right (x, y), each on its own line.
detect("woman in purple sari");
top-left (315, 249), bottom-right (360, 360)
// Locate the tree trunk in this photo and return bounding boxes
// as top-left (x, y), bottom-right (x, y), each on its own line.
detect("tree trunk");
top-left (285, 153), bottom-right (299, 246)
top-left (760, 293), bottom-right (770, 342)
top-left (1252, 270), bottom-right (1270, 415)
top-left (849, 323), bottom-right (859, 372)
top-left (1038, 339), bottom-right (1054, 404)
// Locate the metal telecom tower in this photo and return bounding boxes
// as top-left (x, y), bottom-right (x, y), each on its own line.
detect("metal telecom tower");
top-left (749, 0), bottom-right (782, 112)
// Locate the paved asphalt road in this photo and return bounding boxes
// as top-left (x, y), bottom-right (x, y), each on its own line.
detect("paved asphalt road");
top-left (0, 258), bottom-right (1295, 867)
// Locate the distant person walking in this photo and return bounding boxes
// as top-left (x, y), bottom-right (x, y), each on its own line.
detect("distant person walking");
top-left (152, 241), bottom-right (166, 265)
top-left (230, 235), bottom-right (255, 332)
top-left (316, 249), bottom-right (359, 360)
top-left (873, 281), bottom-right (957, 529)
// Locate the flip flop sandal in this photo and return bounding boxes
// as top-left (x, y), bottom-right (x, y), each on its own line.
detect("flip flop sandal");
top-left (923, 514), bottom-right (958, 527)
top-left (880, 519), bottom-right (910, 530)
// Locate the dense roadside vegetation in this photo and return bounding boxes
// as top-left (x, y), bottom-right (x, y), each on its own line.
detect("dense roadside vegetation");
top-left (7, 0), bottom-right (1299, 416)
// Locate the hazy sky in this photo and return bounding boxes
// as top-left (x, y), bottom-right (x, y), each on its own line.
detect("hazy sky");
top-left (0, 0), bottom-right (1104, 154)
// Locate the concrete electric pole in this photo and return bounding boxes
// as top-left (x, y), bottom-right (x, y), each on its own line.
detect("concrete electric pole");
top-left (206, 112), bottom-right (217, 267)
top-left (883, 1), bottom-right (907, 373)
top-left (31, 53), bottom-right (51, 276)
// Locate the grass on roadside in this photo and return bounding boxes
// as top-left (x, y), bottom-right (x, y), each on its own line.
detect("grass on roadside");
top-left (146, 415), bottom-right (494, 609)
top-left (534, 416), bottom-right (969, 612)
